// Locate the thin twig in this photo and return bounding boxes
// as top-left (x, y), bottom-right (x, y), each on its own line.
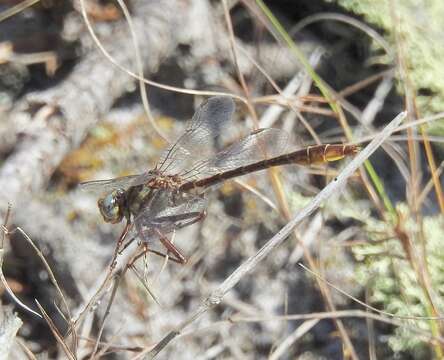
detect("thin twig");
top-left (299, 263), bottom-right (444, 321)
top-left (1, 203), bottom-right (11, 248)
top-left (72, 224), bottom-right (133, 330)
top-left (291, 12), bottom-right (394, 60)
top-left (0, 0), bottom-right (41, 22)
top-left (268, 319), bottom-right (319, 360)
top-left (237, 45), bottom-right (322, 143)
top-left (79, 0), bottom-right (246, 103)
top-left (35, 301), bottom-right (76, 360)
top-left (227, 310), bottom-right (444, 345)
top-left (1, 210), bottom-right (42, 319)
top-left (11, 227), bottom-right (72, 321)
top-left (130, 263), bottom-right (162, 307)
top-left (89, 272), bottom-right (122, 359)
top-left (115, 0), bottom-right (169, 143)
top-left (15, 338), bottom-right (38, 360)
top-left (233, 178), bottom-right (279, 212)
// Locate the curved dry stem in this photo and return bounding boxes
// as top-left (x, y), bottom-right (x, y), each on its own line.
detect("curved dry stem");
top-left (0, 0), bottom-right (40, 22)
top-left (299, 263), bottom-right (444, 321)
top-left (13, 227), bottom-right (72, 319)
top-left (89, 272), bottom-right (122, 360)
top-left (269, 319), bottom-right (319, 360)
top-left (233, 178), bottom-right (279, 212)
top-left (72, 222), bottom-right (132, 328)
top-left (292, 12), bottom-right (394, 61)
top-left (0, 248), bottom-right (42, 319)
top-left (237, 44), bottom-right (322, 144)
top-left (114, 0), bottom-right (170, 143)
top-left (35, 301), bottom-right (76, 360)
top-left (1, 207), bottom-right (42, 319)
top-left (226, 310), bottom-right (444, 346)
top-left (78, 0), bottom-right (246, 103)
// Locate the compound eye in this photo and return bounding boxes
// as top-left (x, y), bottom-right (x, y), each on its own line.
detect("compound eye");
top-left (104, 193), bottom-right (115, 210)
top-left (98, 192), bottom-right (122, 223)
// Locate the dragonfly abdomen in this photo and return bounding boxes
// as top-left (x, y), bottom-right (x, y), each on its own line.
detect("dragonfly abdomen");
top-left (180, 144), bottom-right (359, 191)
top-left (300, 144), bottom-right (359, 165)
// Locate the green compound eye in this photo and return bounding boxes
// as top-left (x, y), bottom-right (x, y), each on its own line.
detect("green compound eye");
top-left (98, 191), bottom-right (123, 224)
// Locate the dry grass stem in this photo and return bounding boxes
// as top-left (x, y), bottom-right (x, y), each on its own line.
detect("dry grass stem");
top-left (89, 273), bottom-right (122, 360)
top-left (268, 319), bottom-right (320, 360)
top-left (79, 0), bottom-right (246, 102)
top-left (114, 0), bottom-right (169, 143)
top-left (292, 12), bottom-right (394, 59)
top-left (35, 301), bottom-right (76, 360)
top-left (1, 209), bottom-right (42, 319)
top-left (299, 263), bottom-right (444, 321)
top-left (0, 0), bottom-right (41, 22)
top-left (228, 310), bottom-right (444, 345)
top-left (233, 178), bottom-right (279, 212)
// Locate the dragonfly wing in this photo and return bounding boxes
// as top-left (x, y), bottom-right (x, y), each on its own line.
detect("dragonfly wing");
top-left (181, 128), bottom-right (289, 179)
top-left (152, 194), bottom-right (207, 221)
top-left (156, 96), bottom-right (235, 176)
top-left (79, 172), bottom-right (155, 194)
top-left (133, 191), bottom-right (207, 243)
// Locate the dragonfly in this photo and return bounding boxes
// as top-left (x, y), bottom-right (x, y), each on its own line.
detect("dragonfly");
top-left (81, 96), bottom-right (359, 264)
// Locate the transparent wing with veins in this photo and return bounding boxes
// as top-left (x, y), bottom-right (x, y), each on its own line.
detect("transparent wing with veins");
top-left (133, 190), bottom-right (207, 243)
top-left (178, 127), bottom-right (290, 181)
top-left (79, 172), bottom-right (155, 194)
top-left (80, 97), bottom-right (235, 193)
top-left (156, 96), bottom-right (235, 177)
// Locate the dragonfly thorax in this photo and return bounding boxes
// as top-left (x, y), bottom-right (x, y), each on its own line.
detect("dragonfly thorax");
top-left (146, 174), bottom-right (183, 190)
top-left (98, 189), bottom-right (127, 224)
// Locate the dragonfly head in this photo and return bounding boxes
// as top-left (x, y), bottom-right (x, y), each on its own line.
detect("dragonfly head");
top-left (98, 189), bottom-right (126, 224)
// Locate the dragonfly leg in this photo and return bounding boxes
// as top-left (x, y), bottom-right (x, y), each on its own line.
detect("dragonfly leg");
top-left (110, 220), bottom-right (132, 268)
top-left (152, 210), bottom-right (206, 229)
top-left (124, 241), bottom-right (184, 265)
top-left (173, 210), bottom-right (207, 230)
top-left (118, 235), bottom-right (137, 255)
top-left (154, 211), bottom-right (206, 264)
top-left (132, 210), bottom-right (207, 265)
top-left (126, 247), bottom-right (149, 268)
top-left (138, 246), bottom-right (184, 264)
top-left (154, 228), bottom-right (187, 264)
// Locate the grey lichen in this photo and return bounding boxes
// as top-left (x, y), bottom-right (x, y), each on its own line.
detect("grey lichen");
top-left (0, 306), bottom-right (23, 359)
top-left (353, 204), bottom-right (444, 355)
